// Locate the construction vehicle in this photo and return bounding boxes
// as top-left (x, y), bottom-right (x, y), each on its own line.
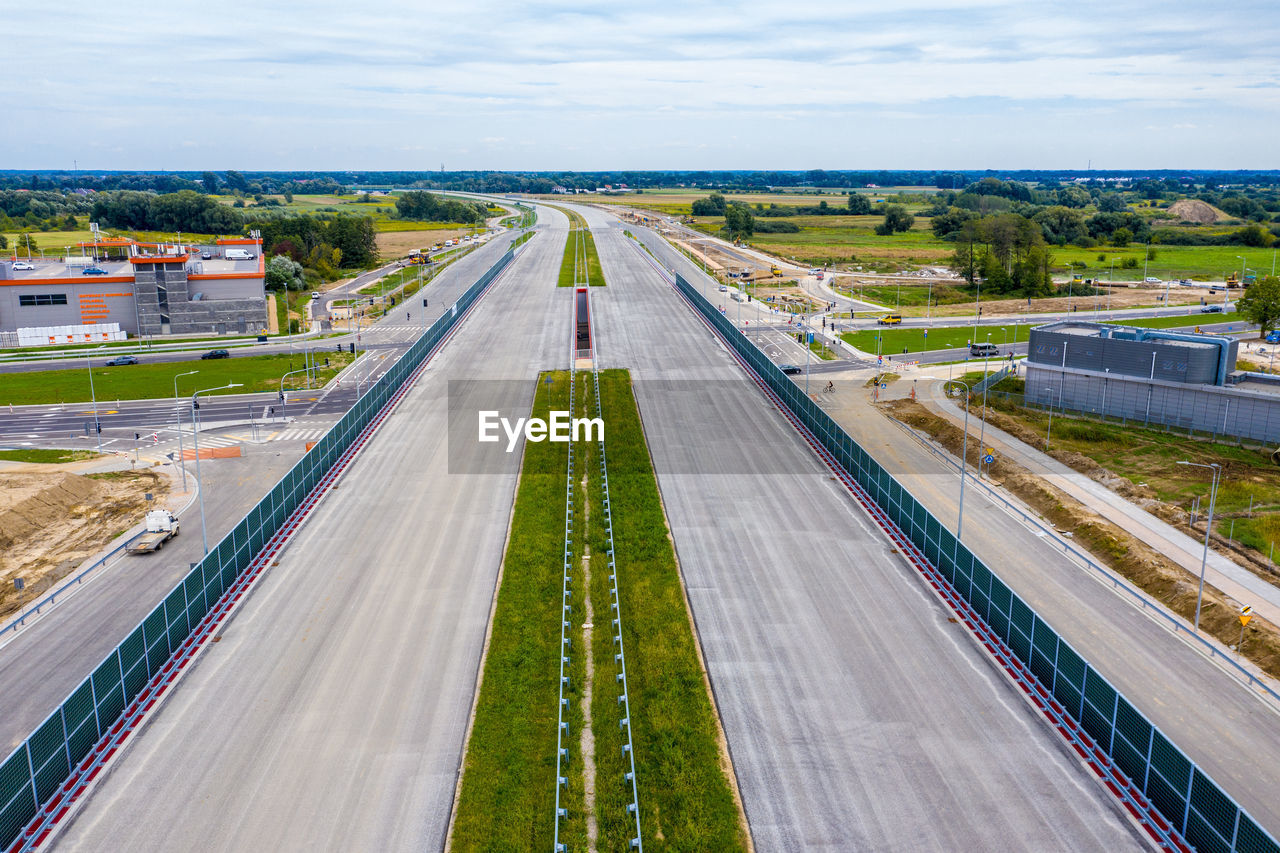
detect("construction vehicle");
top-left (1244, 273), bottom-right (1257, 288)
top-left (771, 265), bottom-right (782, 277)
top-left (128, 510), bottom-right (180, 553)
top-left (1226, 272), bottom-right (1240, 287)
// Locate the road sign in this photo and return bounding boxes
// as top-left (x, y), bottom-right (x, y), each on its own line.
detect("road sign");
top-left (985, 447), bottom-right (995, 457)
top-left (1240, 605), bottom-right (1253, 627)
top-left (12, 578), bottom-right (23, 592)
top-left (880, 383), bottom-right (887, 389)
top-left (982, 454), bottom-right (995, 465)
top-left (923, 329), bottom-right (928, 336)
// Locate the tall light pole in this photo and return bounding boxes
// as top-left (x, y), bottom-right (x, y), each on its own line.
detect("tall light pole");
top-left (279, 368), bottom-right (309, 422)
top-left (945, 380), bottom-right (972, 541)
top-left (1177, 460), bottom-right (1221, 632)
top-left (191, 382), bottom-right (243, 555)
top-left (1236, 255), bottom-right (1247, 285)
top-left (173, 369), bottom-right (198, 491)
top-left (83, 346), bottom-right (108, 454)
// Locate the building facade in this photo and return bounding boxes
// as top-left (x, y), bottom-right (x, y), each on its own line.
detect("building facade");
top-left (0, 238), bottom-right (268, 341)
top-left (1025, 321), bottom-right (1279, 444)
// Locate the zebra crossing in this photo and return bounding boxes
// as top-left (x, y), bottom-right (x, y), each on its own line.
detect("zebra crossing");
top-left (271, 426), bottom-right (329, 442)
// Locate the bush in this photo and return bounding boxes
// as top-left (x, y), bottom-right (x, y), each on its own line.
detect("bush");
top-left (753, 220), bottom-right (800, 233)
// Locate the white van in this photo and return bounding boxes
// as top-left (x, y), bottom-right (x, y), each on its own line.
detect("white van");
top-left (225, 248), bottom-right (256, 261)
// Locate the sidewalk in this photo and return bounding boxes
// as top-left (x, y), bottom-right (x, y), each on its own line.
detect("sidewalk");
top-left (916, 377), bottom-right (1280, 628)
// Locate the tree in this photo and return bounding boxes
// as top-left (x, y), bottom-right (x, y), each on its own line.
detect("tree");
top-left (1238, 275), bottom-right (1280, 335)
top-left (1098, 194), bottom-right (1128, 213)
top-left (0, 234), bottom-right (7, 250)
top-left (264, 255), bottom-right (305, 291)
top-left (723, 203), bottom-right (754, 240)
top-left (1111, 227), bottom-right (1132, 247)
top-left (223, 170), bottom-right (249, 193)
top-left (846, 193), bottom-right (872, 215)
top-left (691, 193), bottom-right (727, 216)
top-left (874, 204), bottom-right (914, 235)
top-left (1032, 206), bottom-right (1087, 245)
top-left (1236, 223), bottom-right (1274, 248)
top-left (201, 171), bottom-right (219, 194)
top-left (930, 207), bottom-right (974, 239)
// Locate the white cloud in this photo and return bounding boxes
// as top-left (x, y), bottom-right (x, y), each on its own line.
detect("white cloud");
top-left (2, 0), bottom-right (1277, 169)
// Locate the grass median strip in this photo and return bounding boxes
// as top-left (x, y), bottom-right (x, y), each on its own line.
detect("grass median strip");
top-left (556, 208), bottom-right (605, 287)
top-left (452, 369), bottom-right (747, 850)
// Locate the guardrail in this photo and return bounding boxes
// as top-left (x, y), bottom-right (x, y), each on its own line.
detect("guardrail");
top-left (973, 364), bottom-right (1013, 394)
top-left (885, 412), bottom-right (1280, 709)
top-left (0, 247), bottom-right (518, 852)
top-left (668, 268), bottom-right (1278, 853)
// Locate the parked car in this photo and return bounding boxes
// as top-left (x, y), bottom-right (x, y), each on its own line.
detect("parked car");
top-left (717, 284), bottom-right (728, 292)
top-left (201, 349), bottom-right (230, 360)
top-left (1200, 304), bottom-right (1223, 313)
top-left (779, 363), bottom-right (802, 375)
top-left (81, 266), bottom-right (109, 276)
top-left (201, 251), bottom-right (212, 260)
top-left (1144, 276), bottom-right (1161, 283)
top-left (1266, 331), bottom-right (1280, 344)
top-left (105, 355), bottom-right (138, 366)
top-left (11, 261), bottom-right (34, 270)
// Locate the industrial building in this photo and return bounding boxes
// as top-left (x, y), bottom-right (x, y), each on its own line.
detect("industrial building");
top-left (0, 237), bottom-right (268, 343)
top-left (1025, 321), bottom-right (1279, 444)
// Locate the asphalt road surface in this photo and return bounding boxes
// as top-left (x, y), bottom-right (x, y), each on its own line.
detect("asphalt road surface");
top-left (54, 213), bottom-right (566, 851)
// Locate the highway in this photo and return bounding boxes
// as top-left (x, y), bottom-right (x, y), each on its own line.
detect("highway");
top-left (53, 212), bottom-right (566, 850)
top-left (30, 199), bottom-right (1274, 850)
top-left (576, 207), bottom-right (1146, 850)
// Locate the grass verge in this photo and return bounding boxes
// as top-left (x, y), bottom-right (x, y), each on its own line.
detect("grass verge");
top-left (0, 351), bottom-right (354, 406)
top-left (0, 448), bottom-right (98, 463)
top-left (589, 369), bottom-right (748, 850)
top-left (451, 371), bottom-right (587, 850)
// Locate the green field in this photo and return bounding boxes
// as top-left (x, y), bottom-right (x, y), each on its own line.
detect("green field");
top-left (841, 312), bottom-right (1241, 354)
top-left (0, 351), bottom-right (354, 406)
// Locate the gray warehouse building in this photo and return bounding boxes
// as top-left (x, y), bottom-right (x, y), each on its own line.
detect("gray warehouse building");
top-left (1026, 321), bottom-right (1279, 444)
top-left (0, 238), bottom-right (268, 342)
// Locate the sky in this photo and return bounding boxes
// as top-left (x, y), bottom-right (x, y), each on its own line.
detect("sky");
top-left (7, 0), bottom-right (1280, 171)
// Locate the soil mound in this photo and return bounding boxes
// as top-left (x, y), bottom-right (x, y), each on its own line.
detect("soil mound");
top-left (1168, 199), bottom-right (1220, 224)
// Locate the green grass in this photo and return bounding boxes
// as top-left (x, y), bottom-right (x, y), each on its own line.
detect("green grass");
top-left (0, 448), bottom-right (98, 463)
top-left (451, 371), bottom-right (585, 851)
top-left (809, 339), bottom-right (836, 360)
top-left (843, 311), bottom-right (1245, 354)
top-left (0, 351), bottom-right (354, 406)
top-left (556, 209), bottom-right (605, 287)
top-left (592, 370), bottom-right (746, 850)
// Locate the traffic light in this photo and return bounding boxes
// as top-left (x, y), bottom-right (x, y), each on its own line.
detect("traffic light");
top-left (348, 343), bottom-right (355, 353)
top-left (336, 343), bottom-right (342, 352)
top-left (135, 433), bottom-right (140, 441)
top-left (278, 391), bottom-right (284, 402)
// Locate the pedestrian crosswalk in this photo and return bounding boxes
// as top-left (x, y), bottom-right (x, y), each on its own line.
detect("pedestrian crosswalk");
top-left (272, 427), bottom-right (329, 442)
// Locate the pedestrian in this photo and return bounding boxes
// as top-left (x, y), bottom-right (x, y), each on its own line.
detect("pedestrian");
top-left (407, 312), bottom-right (410, 321)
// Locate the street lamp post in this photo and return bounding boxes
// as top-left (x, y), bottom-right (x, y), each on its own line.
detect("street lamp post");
top-left (1177, 460), bottom-right (1221, 632)
top-left (279, 368), bottom-right (310, 422)
top-left (945, 380), bottom-right (972, 541)
top-left (191, 383), bottom-right (243, 555)
top-left (173, 369), bottom-right (198, 491)
top-left (83, 346), bottom-right (108, 454)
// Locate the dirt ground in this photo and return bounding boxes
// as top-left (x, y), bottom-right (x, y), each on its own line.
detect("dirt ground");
top-left (375, 229), bottom-right (470, 259)
top-left (0, 468), bottom-right (169, 621)
top-left (882, 398), bottom-right (1280, 680)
